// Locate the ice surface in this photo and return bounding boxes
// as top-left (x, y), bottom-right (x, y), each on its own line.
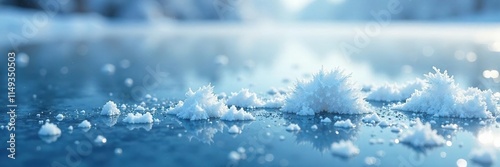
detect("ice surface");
top-left (282, 69), bottom-right (372, 115)
top-left (226, 89), bottom-right (265, 108)
top-left (101, 101), bottom-right (121, 116)
top-left (330, 140), bottom-right (360, 158)
top-left (334, 119), bottom-right (356, 128)
top-left (470, 148), bottom-right (496, 165)
top-left (399, 118), bottom-right (445, 147)
top-left (38, 122), bottom-right (61, 136)
top-left (286, 124), bottom-right (301, 131)
top-left (123, 112), bottom-right (154, 124)
top-left (78, 120), bottom-right (92, 128)
top-left (366, 79), bottom-right (425, 102)
top-left (394, 67), bottom-right (500, 118)
top-left (221, 106), bottom-right (255, 121)
top-left (167, 84), bottom-right (228, 120)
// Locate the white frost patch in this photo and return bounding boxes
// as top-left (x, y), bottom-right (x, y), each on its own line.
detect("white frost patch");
top-left (362, 113), bottom-right (381, 123)
top-left (394, 67), bottom-right (500, 118)
top-left (78, 120), bottom-right (92, 128)
top-left (262, 94), bottom-right (287, 108)
top-left (94, 135), bottom-right (107, 145)
top-left (286, 124), bottom-right (301, 131)
top-left (38, 122), bottom-right (61, 136)
top-left (470, 148), bottom-right (496, 165)
top-left (135, 106), bottom-right (146, 111)
top-left (321, 117), bottom-right (332, 123)
top-left (334, 119), bottom-right (356, 128)
top-left (221, 106), bottom-right (255, 121)
top-left (441, 124), bottom-right (458, 130)
top-left (367, 79), bottom-right (425, 102)
top-left (282, 68), bottom-right (372, 115)
top-left (226, 89), bottom-right (265, 108)
top-left (228, 125), bottom-right (241, 134)
top-left (311, 125), bottom-right (318, 130)
top-left (101, 101), bottom-right (121, 116)
top-left (330, 140), bottom-right (360, 158)
top-left (399, 118), bottom-right (445, 147)
top-left (166, 84), bottom-right (228, 120)
top-left (123, 112), bottom-right (153, 124)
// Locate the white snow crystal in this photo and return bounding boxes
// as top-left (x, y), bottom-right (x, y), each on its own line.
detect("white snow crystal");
top-left (78, 120), bottom-right (92, 128)
top-left (228, 125), bottom-right (241, 134)
top-left (367, 79), bottom-right (425, 102)
top-left (123, 112), bottom-right (154, 124)
top-left (394, 67), bottom-right (500, 118)
top-left (166, 84), bottom-right (228, 120)
top-left (470, 148), bottom-right (496, 165)
top-left (226, 89), bottom-right (265, 108)
top-left (334, 119), bottom-right (356, 128)
top-left (286, 124), bottom-right (301, 131)
top-left (221, 106), bottom-right (255, 121)
top-left (362, 113), bottom-right (381, 123)
top-left (55, 114), bottom-right (64, 121)
top-left (330, 140), bottom-right (360, 158)
top-left (399, 118), bottom-right (445, 147)
top-left (262, 94), bottom-right (287, 108)
top-left (100, 101), bottom-right (121, 116)
top-left (281, 68), bottom-right (372, 115)
top-left (321, 117), bottom-right (332, 123)
top-left (38, 122), bottom-right (61, 136)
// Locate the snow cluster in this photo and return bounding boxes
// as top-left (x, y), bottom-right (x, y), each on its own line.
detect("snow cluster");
top-left (286, 124), bottom-right (301, 131)
top-left (362, 113), bottom-right (381, 123)
top-left (167, 84), bottom-right (256, 121)
top-left (262, 94), bottom-right (287, 108)
top-left (399, 118), bottom-right (445, 147)
top-left (282, 69), bottom-right (372, 115)
top-left (394, 67), bottom-right (500, 118)
top-left (321, 117), bottom-right (332, 123)
top-left (226, 89), bottom-right (265, 108)
top-left (38, 122), bottom-right (62, 136)
top-left (78, 120), bottom-right (92, 128)
top-left (366, 79), bottom-right (424, 102)
top-left (330, 140), bottom-right (360, 158)
top-left (221, 106), bottom-right (256, 121)
top-left (55, 114), bottom-right (64, 121)
top-left (167, 84), bottom-right (228, 120)
top-left (334, 119), bottom-right (356, 128)
top-left (123, 112), bottom-right (154, 124)
top-left (100, 101), bottom-right (121, 116)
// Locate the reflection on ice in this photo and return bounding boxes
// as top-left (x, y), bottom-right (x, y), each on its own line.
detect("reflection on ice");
top-left (39, 134), bottom-right (61, 144)
top-left (126, 123), bottom-right (153, 131)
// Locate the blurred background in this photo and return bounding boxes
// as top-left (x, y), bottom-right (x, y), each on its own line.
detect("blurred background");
top-left (0, 0), bottom-right (499, 104)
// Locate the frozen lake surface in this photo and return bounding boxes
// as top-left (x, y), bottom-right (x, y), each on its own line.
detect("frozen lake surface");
top-left (0, 23), bottom-right (499, 167)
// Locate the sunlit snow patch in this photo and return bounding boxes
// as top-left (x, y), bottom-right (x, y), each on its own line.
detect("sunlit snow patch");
top-left (334, 119), bottom-right (356, 128)
top-left (282, 68), bottom-right (372, 115)
top-left (399, 118), bottom-right (445, 148)
top-left (286, 124), bottom-right (301, 131)
top-left (330, 140), bottom-right (360, 158)
top-left (38, 122), bottom-right (61, 136)
top-left (78, 120), bottom-right (92, 128)
top-left (394, 67), bottom-right (500, 118)
top-left (123, 112), bottom-right (154, 124)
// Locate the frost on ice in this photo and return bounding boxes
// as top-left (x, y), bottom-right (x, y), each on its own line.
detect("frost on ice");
top-left (167, 84), bottom-right (228, 120)
top-left (38, 122), bottom-right (61, 136)
top-left (221, 106), bottom-right (255, 121)
top-left (394, 67), bottom-right (500, 118)
top-left (282, 68), bottom-right (372, 115)
top-left (362, 113), bottom-right (382, 123)
top-left (228, 125), bottom-right (241, 134)
top-left (226, 88), bottom-right (265, 108)
top-left (123, 112), bottom-right (154, 124)
top-left (366, 79), bottom-right (424, 102)
top-left (286, 124), bottom-right (301, 131)
top-left (399, 118), bottom-right (445, 148)
top-left (100, 101), bottom-right (121, 116)
top-left (330, 140), bottom-right (360, 158)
